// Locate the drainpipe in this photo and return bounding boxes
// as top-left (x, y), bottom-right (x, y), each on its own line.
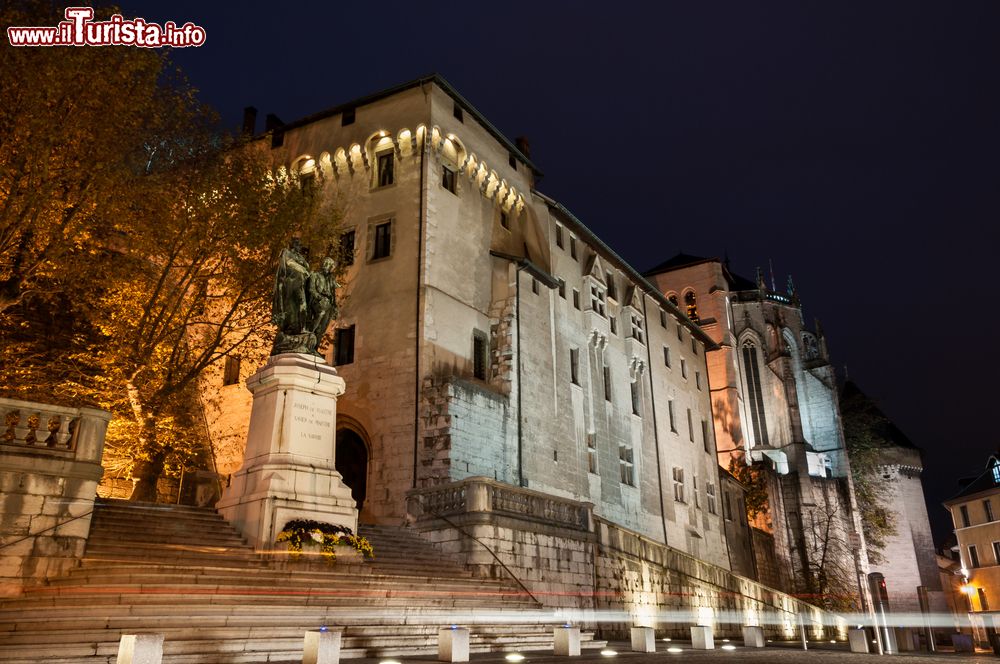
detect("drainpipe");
top-left (412, 130), bottom-right (427, 490)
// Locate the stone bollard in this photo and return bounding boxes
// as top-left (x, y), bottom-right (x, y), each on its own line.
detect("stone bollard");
top-left (741, 625), bottom-right (765, 648)
top-left (848, 628), bottom-right (869, 654)
top-left (554, 625), bottom-right (581, 656)
top-left (304, 629), bottom-right (341, 664)
top-left (690, 625), bottom-right (714, 650)
top-left (630, 626), bottom-right (655, 652)
top-left (439, 626), bottom-right (470, 662)
top-left (117, 633), bottom-right (164, 664)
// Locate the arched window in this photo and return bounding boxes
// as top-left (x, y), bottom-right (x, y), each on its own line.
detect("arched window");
top-left (684, 290), bottom-right (699, 323)
top-left (741, 341), bottom-right (769, 447)
top-left (667, 293), bottom-right (678, 307)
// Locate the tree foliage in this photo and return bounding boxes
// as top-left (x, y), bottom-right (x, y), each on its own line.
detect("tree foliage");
top-left (0, 1), bottom-right (344, 501)
top-left (728, 451), bottom-right (772, 529)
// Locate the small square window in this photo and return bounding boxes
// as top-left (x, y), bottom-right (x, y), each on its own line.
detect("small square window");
top-left (453, 102), bottom-right (464, 122)
top-left (442, 166), bottom-right (456, 194)
top-left (341, 108), bottom-right (355, 126)
top-left (372, 221), bottom-right (392, 260)
top-left (377, 152), bottom-right (394, 187)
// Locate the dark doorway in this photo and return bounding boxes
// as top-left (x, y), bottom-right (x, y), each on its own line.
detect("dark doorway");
top-left (335, 428), bottom-right (368, 511)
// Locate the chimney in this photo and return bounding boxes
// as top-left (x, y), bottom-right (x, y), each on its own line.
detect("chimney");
top-left (242, 106), bottom-right (257, 136)
top-left (515, 136), bottom-right (531, 160)
top-left (264, 113), bottom-right (284, 132)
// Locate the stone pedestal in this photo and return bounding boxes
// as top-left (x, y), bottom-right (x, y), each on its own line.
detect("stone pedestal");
top-left (304, 629), bottom-right (341, 664)
top-left (218, 354), bottom-right (356, 551)
top-left (554, 626), bottom-right (581, 656)
top-left (742, 626), bottom-right (765, 648)
top-left (848, 628), bottom-right (869, 653)
top-left (630, 626), bottom-right (655, 652)
top-left (691, 625), bottom-right (714, 650)
top-left (438, 626), bottom-right (470, 662)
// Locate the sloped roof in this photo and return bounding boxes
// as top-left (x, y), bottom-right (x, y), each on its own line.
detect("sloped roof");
top-left (839, 381), bottom-right (920, 451)
top-left (945, 456), bottom-right (1000, 504)
top-left (643, 253), bottom-right (715, 275)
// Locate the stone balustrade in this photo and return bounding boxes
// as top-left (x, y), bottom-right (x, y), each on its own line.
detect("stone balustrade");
top-left (409, 476), bottom-right (592, 532)
top-left (1, 400), bottom-right (84, 454)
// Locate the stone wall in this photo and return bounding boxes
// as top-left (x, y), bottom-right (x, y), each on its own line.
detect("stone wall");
top-left (0, 398), bottom-right (111, 596)
top-left (409, 477), bottom-right (846, 640)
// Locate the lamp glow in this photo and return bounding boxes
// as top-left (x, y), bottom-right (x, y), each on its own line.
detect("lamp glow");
top-left (721, 644), bottom-right (736, 651)
top-left (600, 650), bottom-right (617, 657)
top-left (505, 654), bottom-right (525, 662)
top-left (667, 647), bottom-right (683, 654)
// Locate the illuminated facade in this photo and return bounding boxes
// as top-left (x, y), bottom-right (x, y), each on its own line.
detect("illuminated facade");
top-left (945, 456), bottom-right (1000, 619)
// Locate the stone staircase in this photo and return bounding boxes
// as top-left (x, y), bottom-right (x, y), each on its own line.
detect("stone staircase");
top-left (0, 499), bottom-right (605, 663)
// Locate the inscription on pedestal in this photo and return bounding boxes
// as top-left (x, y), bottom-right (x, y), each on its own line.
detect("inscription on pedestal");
top-left (293, 402), bottom-right (333, 442)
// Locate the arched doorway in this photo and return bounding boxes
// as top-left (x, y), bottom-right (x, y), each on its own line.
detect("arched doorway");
top-left (335, 428), bottom-right (368, 513)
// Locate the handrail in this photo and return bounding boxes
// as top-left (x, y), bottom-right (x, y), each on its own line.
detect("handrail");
top-left (424, 507), bottom-right (540, 606)
top-left (0, 507), bottom-right (94, 552)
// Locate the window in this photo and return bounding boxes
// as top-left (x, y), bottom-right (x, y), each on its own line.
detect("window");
top-left (663, 346), bottom-right (671, 368)
top-left (341, 108), bottom-right (355, 126)
top-left (508, 153), bottom-right (517, 169)
top-left (570, 236), bottom-right (578, 260)
top-left (372, 221), bottom-right (392, 260)
top-left (702, 419), bottom-right (711, 453)
top-left (695, 371), bottom-right (701, 390)
top-left (606, 272), bottom-right (617, 300)
top-left (558, 278), bottom-right (566, 298)
top-left (980, 588), bottom-right (990, 611)
top-left (339, 230), bottom-right (356, 266)
top-left (570, 348), bottom-right (580, 385)
top-left (707, 482), bottom-right (717, 515)
top-left (555, 225), bottom-right (564, 249)
top-left (994, 464), bottom-right (1000, 485)
top-left (573, 289), bottom-right (581, 310)
top-left (630, 381), bottom-right (641, 416)
top-left (970, 545), bottom-right (981, 568)
top-left (681, 358), bottom-right (687, 379)
top-left (473, 332), bottom-right (488, 380)
top-left (223, 356), bottom-right (241, 386)
top-left (687, 408), bottom-right (694, 442)
top-left (619, 442), bottom-right (634, 486)
top-left (442, 166), bottom-right (456, 194)
top-left (500, 210), bottom-right (510, 230)
top-left (603, 366), bottom-right (612, 402)
top-left (692, 337), bottom-right (698, 354)
top-left (960, 505), bottom-right (971, 528)
top-left (742, 341), bottom-right (770, 447)
top-left (590, 284), bottom-right (606, 316)
top-left (630, 313), bottom-right (644, 344)
top-left (587, 433), bottom-right (598, 474)
top-left (668, 293), bottom-right (679, 307)
top-left (693, 475), bottom-right (700, 508)
top-left (993, 541), bottom-right (1000, 564)
top-left (453, 102), bottom-right (464, 122)
top-left (376, 152), bottom-right (394, 187)
top-left (677, 325), bottom-right (683, 342)
top-left (334, 325), bottom-right (355, 366)
top-left (684, 290), bottom-right (699, 323)
top-left (531, 278), bottom-right (539, 295)
top-left (659, 310), bottom-right (667, 328)
top-left (724, 492), bottom-right (733, 520)
top-left (986, 500), bottom-right (995, 522)
top-left (610, 316), bottom-right (617, 335)
top-left (668, 400), bottom-right (677, 432)
top-left (672, 467), bottom-right (685, 503)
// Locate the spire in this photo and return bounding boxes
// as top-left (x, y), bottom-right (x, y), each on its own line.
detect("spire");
top-left (786, 274), bottom-right (795, 297)
top-left (755, 266), bottom-right (766, 290)
top-left (768, 258), bottom-right (776, 291)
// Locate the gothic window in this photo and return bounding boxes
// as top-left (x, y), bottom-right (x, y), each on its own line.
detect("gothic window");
top-left (668, 293), bottom-right (679, 307)
top-left (590, 284), bottom-right (606, 317)
top-left (619, 442), bottom-right (634, 486)
top-left (741, 341), bottom-right (770, 447)
top-left (376, 152), bottom-right (394, 187)
top-left (803, 332), bottom-right (820, 360)
top-left (223, 356), bottom-right (241, 386)
top-left (472, 332), bottom-right (488, 380)
top-left (672, 467), bottom-right (685, 503)
top-left (442, 166), bottom-right (456, 194)
top-left (684, 290), bottom-right (699, 323)
top-left (334, 325), bottom-right (355, 366)
top-left (630, 313), bottom-right (644, 344)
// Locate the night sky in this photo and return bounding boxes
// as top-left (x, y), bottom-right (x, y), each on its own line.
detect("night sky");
top-left (118, 0), bottom-right (1000, 544)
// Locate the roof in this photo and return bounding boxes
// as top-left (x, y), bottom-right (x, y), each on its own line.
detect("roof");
top-left (533, 192), bottom-right (718, 350)
top-left (839, 381), bottom-right (920, 451)
top-left (644, 252), bottom-right (760, 293)
top-left (267, 74), bottom-right (542, 176)
top-left (945, 456), bottom-right (1000, 505)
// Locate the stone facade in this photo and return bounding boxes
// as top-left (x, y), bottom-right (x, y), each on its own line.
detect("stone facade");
top-left (645, 256), bottom-right (870, 604)
top-left (0, 398), bottom-right (111, 595)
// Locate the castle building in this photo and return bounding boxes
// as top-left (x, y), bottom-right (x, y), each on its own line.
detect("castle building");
top-left (203, 75), bottom-right (857, 631)
top-left (644, 255), bottom-right (869, 602)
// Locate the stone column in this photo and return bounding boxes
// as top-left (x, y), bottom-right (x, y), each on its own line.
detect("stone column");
top-left (218, 353), bottom-right (357, 550)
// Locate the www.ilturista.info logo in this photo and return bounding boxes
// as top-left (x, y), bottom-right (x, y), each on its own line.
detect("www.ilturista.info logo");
top-left (7, 7), bottom-right (206, 47)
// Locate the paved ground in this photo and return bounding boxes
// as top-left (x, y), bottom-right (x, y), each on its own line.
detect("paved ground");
top-left (342, 641), bottom-right (1000, 664)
